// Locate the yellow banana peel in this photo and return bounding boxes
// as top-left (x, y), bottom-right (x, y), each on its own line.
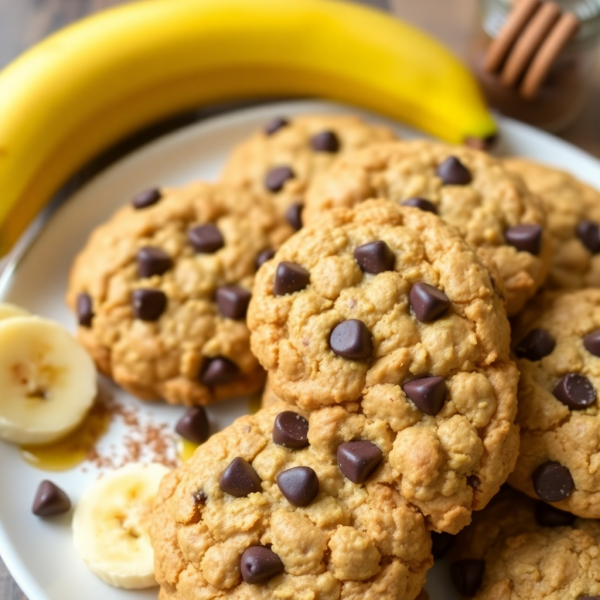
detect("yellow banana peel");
top-left (0, 0), bottom-right (496, 255)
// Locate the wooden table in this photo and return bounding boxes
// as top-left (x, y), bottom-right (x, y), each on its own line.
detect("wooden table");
top-left (0, 0), bottom-right (599, 597)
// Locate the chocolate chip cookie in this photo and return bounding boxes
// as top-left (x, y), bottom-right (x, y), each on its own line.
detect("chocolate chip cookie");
top-left (304, 140), bottom-right (551, 315)
top-left (450, 488), bottom-right (600, 599)
top-left (505, 158), bottom-right (600, 290)
top-left (67, 182), bottom-right (291, 405)
top-left (248, 201), bottom-right (519, 532)
top-left (509, 289), bottom-right (600, 518)
top-left (151, 401), bottom-right (432, 600)
top-left (261, 378), bottom-right (280, 410)
top-left (220, 114), bottom-right (397, 229)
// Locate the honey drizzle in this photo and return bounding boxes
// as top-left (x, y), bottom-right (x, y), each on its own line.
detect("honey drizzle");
top-left (247, 393), bottom-right (262, 414)
top-left (20, 399), bottom-right (111, 471)
top-left (177, 438), bottom-right (199, 463)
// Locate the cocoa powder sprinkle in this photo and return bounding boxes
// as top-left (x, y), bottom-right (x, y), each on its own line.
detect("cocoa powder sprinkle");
top-left (83, 384), bottom-right (177, 472)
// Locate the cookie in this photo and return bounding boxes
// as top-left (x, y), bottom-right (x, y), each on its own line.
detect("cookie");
top-left (220, 114), bottom-right (397, 227)
top-left (67, 182), bottom-right (291, 406)
top-left (261, 379), bottom-right (280, 410)
top-left (505, 158), bottom-right (600, 290)
top-left (450, 488), bottom-right (600, 599)
top-left (248, 201), bottom-right (519, 532)
top-left (150, 401), bottom-right (433, 600)
top-left (258, 382), bottom-right (516, 534)
top-left (509, 289), bottom-right (600, 518)
top-left (304, 140), bottom-right (551, 315)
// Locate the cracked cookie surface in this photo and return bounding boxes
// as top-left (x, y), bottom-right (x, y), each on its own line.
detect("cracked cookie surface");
top-left (509, 289), bottom-right (600, 518)
top-left (304, 140), bottom-right (551, 315)
top-left (67, 182), bottom-right (291, 406)
top-left (248, 201), bottom-right (519, 532)
top-left (220, 114), bottom-right (397, 224)
top-left (505, 158), bottom-right (600, 290)
top-left (150, 401), bottom-right (432, 600)
top-left (258, 379), bottom-right (517, 533)
top-left (451, 489), bottom-right (600, 599)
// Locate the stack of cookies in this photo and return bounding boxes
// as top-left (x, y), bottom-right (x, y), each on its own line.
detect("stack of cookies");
top-left (67, 114), bottom-right (600, 599)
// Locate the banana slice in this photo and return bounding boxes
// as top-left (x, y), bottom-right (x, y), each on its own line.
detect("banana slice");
top-left (0, 316), bottom-right (96, 445)
top-left (72, 463), bottom-right (171, 589)
top-left (0, 302), bottom-right (29, 321)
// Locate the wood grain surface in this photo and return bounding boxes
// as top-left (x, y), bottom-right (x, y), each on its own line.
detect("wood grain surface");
top-left (0, 0), bottom-right (598, 598)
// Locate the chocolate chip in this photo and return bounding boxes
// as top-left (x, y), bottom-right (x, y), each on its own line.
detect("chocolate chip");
top-left (533, 461), bottom-right (574, 502)
top-left (176, 407), bottom-right (210, 445)
top-left (579, 597), bottom-right (600, 600)
top-left (337, 441), bottom-right (382, 484)
top-left (219, 457), bottom-right (262, 497)
top-left (450, 559), bottom-right (485, 596)
top-left (274, 261), bottom-right (310, 296)
top-left (515, 328), bottom-right (556, 361)
top-left (277, 466), bottom-right (319, 507)
top-left (584, 330), bottom-right (600, 357)
top-left (132, 288), bottom-right (167, 321)
top-left (329, 319), bottom-right (373, 360)
top-left (505, 224), bottom-right (543, 255)
top-left (400, 197), bottom-right (438, 214)
top-left (436, 156), bottom-right (472, 185)
top-left (577, 220), bottom-right (600, 254)
top-left (255, 248), bottom-right (275, 270)
top-left (137, 246), bottom-right (173, 278)
top-left (32, 481), bottom-right (71, 517)
top-left (240, 546), bottom-right (284, 584)
top-left (188, 224), bottom-right (224, 253)
top-left (353, 240), bottom-right (395, 274)
top-left (264, 166), bottom-right (295, 192)
top-left (200, 357), bottom-right (239, 385)
top-left (76, 292), bottom-right (94, 327)
top-left (310, 130), bottom-right (340, 153)
top-left (402, 376), bottom-right (446, 416)
top-left (131, 188), bottom-right (161, 209)
top-left (467, 475), bottom-right (481, 489)
top-left (553, 373), bottom-right (596, 410)
top-left (273, 411), bottom-right (309, 449)
top-left (216, 285), bottom-right (251, 319)
top-left (410, 282), bottom-right (450, 322)
top-left (534, 500), bottom-right (576, 527)
top-left (264, 117), bottom-right (289, 136)
top-left (431, 531), bottom-right (455, 559)
top-left (285, 202), bottom-right (304, 231)
top-left (192, 490), bottom-right (207, 505)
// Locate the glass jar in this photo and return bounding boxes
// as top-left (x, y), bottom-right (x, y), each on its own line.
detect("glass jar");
top-left (470, 0), bottom-right (600, 132)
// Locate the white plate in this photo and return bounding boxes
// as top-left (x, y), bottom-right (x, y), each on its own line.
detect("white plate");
top-left (1, 100), bottom-right (600, 600)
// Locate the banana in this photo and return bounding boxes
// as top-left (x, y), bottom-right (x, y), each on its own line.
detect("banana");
top-left (0, 316), bottom-right (96, 445)
top-left (0, 302), bottom-right (29, 321)
top-left (72, 462), bottom-right (171, 589)
top-left (0, 0), bottom-right (495, 256)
